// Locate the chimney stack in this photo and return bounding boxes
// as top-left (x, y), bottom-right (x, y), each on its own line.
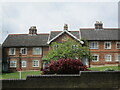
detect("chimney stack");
top-left (64, 24), bottom-right (68, 30)
top-left (95, 21), bottom-right (103, 30)
top-left (29, 26), bottom-right (37, 35)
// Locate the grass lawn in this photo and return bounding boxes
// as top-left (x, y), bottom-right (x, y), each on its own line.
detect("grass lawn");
top-left (88, 66), bottom-right (119, 71)
top-left (1, 66), bottom-right (119, 79)
top-left (1, 71), bottom-right (42, 79)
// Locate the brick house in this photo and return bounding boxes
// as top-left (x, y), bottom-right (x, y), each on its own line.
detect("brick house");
top-left (2, 21), bottom-right (120, 71)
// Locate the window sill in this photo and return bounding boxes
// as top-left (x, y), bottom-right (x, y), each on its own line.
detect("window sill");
top-left (104, 48), bottom-right (111, 50)
top-left (9, 54), bottom-right (15, 55)
top-left (105, 60), bottom-right (112, 62)
top-left (90, 48), bottom-right (99, 49)
top-left (10, 67), bottom-right (16, 68)
top-left (33, 54), bottom-right (42, 55)
top-left (115, 61), bottom-right (119, 62)
top-left (21, 54), bottom-right (27, 55)
top-left (92, 61), bottom-right (99, 62)
top-left (32, 66), bottom-right (39, 67)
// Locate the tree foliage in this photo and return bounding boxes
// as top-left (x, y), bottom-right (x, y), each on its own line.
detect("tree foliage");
top-left (43, 39), bottom-right (91, 62)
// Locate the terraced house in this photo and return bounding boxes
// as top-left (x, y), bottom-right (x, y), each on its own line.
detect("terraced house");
top-left (2, 21), bottom-right (120, 72)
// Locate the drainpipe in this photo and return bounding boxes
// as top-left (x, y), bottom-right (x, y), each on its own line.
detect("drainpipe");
top-left (19, 53), bottom-right (22, 79)
top-left (88, 48), bottom-right (91, 68)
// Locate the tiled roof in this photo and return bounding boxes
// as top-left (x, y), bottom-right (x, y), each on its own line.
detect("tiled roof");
top-left (49, 31), bottom-right (80, 41)
top-left (2, 34), bottom-right (49, 47)
top-left (80, 28), bottom-right (119, 40)
top-left (2, 28), bottom-right (120, 47)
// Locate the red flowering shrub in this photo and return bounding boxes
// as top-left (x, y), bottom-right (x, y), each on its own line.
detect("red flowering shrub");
top-left (43, 59), bottom-right (90, 74)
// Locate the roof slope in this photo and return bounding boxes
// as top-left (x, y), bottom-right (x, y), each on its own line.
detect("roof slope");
top-left (2, 34), bottom-right (49, 47)
top-left (80, 29), bottom-right (119, 40)
top-left (49, 31), bottom-right (80, 41)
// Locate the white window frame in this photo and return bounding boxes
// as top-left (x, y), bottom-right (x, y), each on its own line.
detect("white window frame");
top-left (104, 42), bottom-right (111, 49)
top-left (9, 48), bottom-right (16, 55)
top-left (33, 47), bottom-right (42, 55)
top-left (89, 41), bottom-right (98, 49)
top-left (10, 61), bottom-right (17, 67)
top-left (116, 42), bottom-right (120, 49)
top-left (92, 54), bottom-right (99, 62)
top-left (115, 54), bottom-right (120, 62)
top-left (105, 54), bottom-right (112, 61)
top-left (20, 48), bottom-right (27, 55)
top-left (32, 60), bottom-right (39, 67)
top-left (22, 61), bottom-right (27, 67)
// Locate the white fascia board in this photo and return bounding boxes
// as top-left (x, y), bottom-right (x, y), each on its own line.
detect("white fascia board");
top-left (65, 30), bottom-right (84, 44)
top-left (47, 30), bottom-right (84, 44)
top-left (47, 30), bottom-right (65, 44)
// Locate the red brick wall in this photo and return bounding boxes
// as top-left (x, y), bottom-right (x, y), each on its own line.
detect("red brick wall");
top-left (3, 33), bottom-right (119, 71)
top-left (90, 41), bottom-right (119, 65)
top-left (53, 33), bottom-right (77, 43)
top-left (48, 34), bottom-right (119, 66)
top-left (3, 46), bottom-right (49, 71)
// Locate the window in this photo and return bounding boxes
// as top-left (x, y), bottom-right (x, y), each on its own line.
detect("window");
top-left (116, 42), bottom-right (120, 49)
top-left (115, 55), bottom-right (120, 61)
top-left (89, 41), bottom-right (98, 49)
top-left (20, 48), bottom-right (27, 55)
top-left (22, 61), bottom-right (27, 67)
top-left (53, 45), bottom-right (59, 49)
top-left (72, 45), bottom-right (78, 49)
top-left (92, 54), bottom-right (99, 62)
top-left (32, 60), bottom-right (39, 67)
top-left (33, 47), bottom-right (42, 55)
top-left (9, 48), bottom-right (16, 55)
top-left (105, 54), bottom-right (112, 61)
top-left (104, 42), bottom-right (111, 49)
top-left (10, 61), bottom-right (17, 67)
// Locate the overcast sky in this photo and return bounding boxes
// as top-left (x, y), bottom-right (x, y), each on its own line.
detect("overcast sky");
top-left (0, 0), bottom-right (119, 44)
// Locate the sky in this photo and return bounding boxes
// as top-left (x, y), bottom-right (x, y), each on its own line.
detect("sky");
top-left (0, 0), bottom-right (119, 44)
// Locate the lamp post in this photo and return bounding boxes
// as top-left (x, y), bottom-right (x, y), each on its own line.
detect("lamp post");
top-left (19, 53), bottom-right (22, 79)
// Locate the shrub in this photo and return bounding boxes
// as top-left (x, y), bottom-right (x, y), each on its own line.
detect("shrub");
top-left (43, 59), bottom-right (90, 74)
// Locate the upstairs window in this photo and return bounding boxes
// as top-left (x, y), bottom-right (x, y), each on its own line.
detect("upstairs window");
top-left (116, 42), bottom-right (120, 49)
top-left (92, 54), bottom-right (99, 62)
top-left (105, 54), bottom-right (112, 61)
top-left (9, 48), bottom-right (16, 55)
top-left (10, 61), bottom-right (17, 67)
top-left (33, 47), bottom-right (42, 55)
top-left (89, 41), bottom-right (98, 49)
top-left (20, 48), bottom-right (27, 55)
top-left (115, 55), bottom-right (120, 62)
top-left (104, 42), bottom-right (111, 49)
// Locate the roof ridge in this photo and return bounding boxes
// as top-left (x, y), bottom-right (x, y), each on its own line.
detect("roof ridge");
top-left (9, 34), bottom-right (28, 35)
top-left (9, 33), bottom-right (49, 35)
top-left (80, 28), bottom-right (119, 30)
top-left (37, 33), bottom-right (49, 35)
top-left (51, 30), bottom-right (79, 32)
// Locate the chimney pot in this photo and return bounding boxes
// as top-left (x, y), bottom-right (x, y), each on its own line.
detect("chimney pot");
top-left (64, 24), bottom-right (68, 30)
top-left (95, 21), bottom-right (103, 30)
top-left (29, 26), bottom-right (37, 35)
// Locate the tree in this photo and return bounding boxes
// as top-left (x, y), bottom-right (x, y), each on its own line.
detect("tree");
top-left (43, 39), bottom-right (91, 62)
